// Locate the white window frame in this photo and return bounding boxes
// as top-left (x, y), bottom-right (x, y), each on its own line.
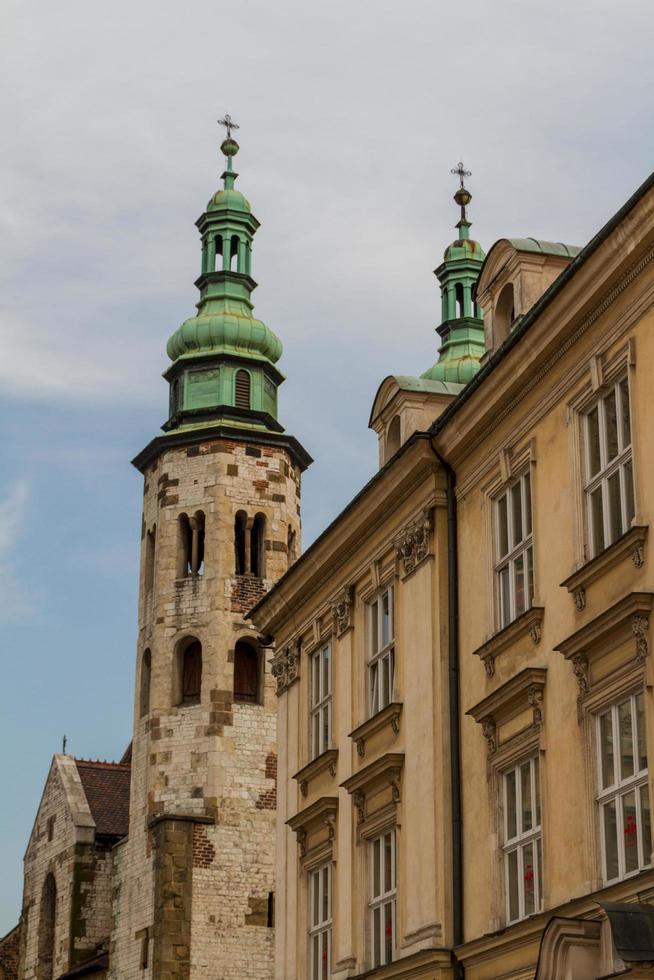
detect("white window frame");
top-left (502, 756), bottom-right (542, 924)
top-left (368, 585), bottom-right (395, 717)
top-left (494, 471), bottom-right (534, 629)
top-left (310, 643), bottom-right (332, 760)
top-left (583, 376), bottom-right (634, 558)
top-left (369, 829), bottom-right (396, 968)
top-left (308, 864), bottom-right (331, 980)
top-left (596, 691), bottom-right (651, 884)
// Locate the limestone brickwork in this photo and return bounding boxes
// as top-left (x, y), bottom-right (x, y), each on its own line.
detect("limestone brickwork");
top-left (110, 435), bottom-right (300, 980)
top-left (0, 924), bottom-right (20, 980)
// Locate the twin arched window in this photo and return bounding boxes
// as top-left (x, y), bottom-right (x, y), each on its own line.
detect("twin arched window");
top-left (234, 511), bottom-right (266, 577)
top-left (178, 512), bottom-right (205, 578)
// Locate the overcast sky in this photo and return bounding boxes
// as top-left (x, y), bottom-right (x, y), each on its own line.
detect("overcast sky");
top-left (2, 0), bottom-right (654, 933)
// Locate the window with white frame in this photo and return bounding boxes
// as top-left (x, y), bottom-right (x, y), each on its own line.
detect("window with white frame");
top-left (502, 756), bottom-right (542, 923)
top-left (309, 864), bottom-right (331, 980)
top-left (310, 643), bottom-right (331, 759)
top-left (597, 691), bottom-right (651, 883)
top-left (369, 830), bottom-right (396, 968)
top-left (584, 377), bottom-right (635, 558)
top-left (369, 586), bottom-right (394, 716)
top-left (494, 471), bottom-right (534, 629)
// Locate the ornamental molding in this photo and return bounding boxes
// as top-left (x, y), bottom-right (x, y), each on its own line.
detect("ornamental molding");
top-left (472, 607), bottom-right (545, 677)
top-left (467, 667), bottom-right (547, 757)
top-left (561, 526), bottom-right (648, 611)
top-left (331, 585), bottom-right (355, 637)
top-left (395, 508), bottom-right (433, 578)
top-left (271, 640), bottom-right (301, 696)
top-left (293, 749), bottom-right (339, 798)
top-left (348, 702), bottom-right (403, 759)
top-left (554, 591), bottom-right (653, 719)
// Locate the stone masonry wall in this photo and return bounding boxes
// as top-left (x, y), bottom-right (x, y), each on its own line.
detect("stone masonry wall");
top-left (110, 435), bottom-right (299, 980)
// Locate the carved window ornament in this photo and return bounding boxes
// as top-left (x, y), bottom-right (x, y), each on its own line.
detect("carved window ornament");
top-left (561, 525), bottom-right (648, 612)
top-left (471, 606), bottom-right (544, 678)
top-left (554, 591), bottom-right (653, 723)
top-left (395, 507), bottom-right (433, 577)
top-left (331, 584), bottom-right (354, 637)
top-left (467, 667), bottom-right (547, 760)
top-left (271, 637), bottom-right (301, 696)
top-left (293, 749), bottom-right (339, 798)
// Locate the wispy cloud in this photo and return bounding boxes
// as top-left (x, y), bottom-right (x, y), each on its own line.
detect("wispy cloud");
top-left (0, 480), bottom-right (32, 622)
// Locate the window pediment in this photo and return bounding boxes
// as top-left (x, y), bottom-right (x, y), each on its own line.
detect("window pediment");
top-left (467, 667), bottom-right (546, 759)
top-left (554, 591), bottom-right (653, 720)
top-left (560, 525), bottom-right (648, 611)
top-left (349, 702), bottom-right (402, 759)
top-left (293, 749), bottom-right (338, 799)
top-left (341, 753), bottom-right (404, 839)
top-left (287, 796), bottom-right (338, 869)
top-left (472, 606), bottom-right (544, 677)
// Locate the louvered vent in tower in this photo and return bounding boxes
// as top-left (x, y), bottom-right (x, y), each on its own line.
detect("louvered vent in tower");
top-left (235, 370), bottom-right (251, 409)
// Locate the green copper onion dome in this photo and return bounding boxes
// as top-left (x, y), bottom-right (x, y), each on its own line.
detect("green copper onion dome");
top-left (421, 165), bottom-right (486, 384)
top-left (162, 120), bottom-right (286, 434)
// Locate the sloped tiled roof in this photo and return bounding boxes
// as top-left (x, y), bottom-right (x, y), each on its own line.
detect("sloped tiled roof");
top-left (75, 760), bottom-right (131, 839)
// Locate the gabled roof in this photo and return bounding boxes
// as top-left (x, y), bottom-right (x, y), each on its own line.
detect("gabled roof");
top-left (74, 761), bottom-right (131, 840)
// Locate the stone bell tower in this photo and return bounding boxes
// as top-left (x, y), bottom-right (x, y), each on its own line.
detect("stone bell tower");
top-left (109, 121), bottom-right (311, 980)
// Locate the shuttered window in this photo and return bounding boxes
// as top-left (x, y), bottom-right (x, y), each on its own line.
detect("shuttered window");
top-left (235, 370), bottom-right (251, 409)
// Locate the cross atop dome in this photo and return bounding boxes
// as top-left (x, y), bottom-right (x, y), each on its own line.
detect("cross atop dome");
top-left (218, 113), bottom-right (240, 139)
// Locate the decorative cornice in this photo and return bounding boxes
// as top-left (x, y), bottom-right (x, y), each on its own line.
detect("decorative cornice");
top-left (331, 585), bottom-right (354, 637)
top-left (286, 796), bottom-right (339, 857)
top-left (293, 749), bottom-right (338, 798)
top-left (395, 508), bottom-right (433, 578)
top-left (472, 607), bottom-right (544, 677)
top-left (349, 702), bottom-right (403, 758)
top-left (561, 526), bottom-right (648, 611)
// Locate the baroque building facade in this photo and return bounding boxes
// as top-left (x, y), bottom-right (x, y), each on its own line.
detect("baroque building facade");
top-left (249, 167), bottom-right (654, 979)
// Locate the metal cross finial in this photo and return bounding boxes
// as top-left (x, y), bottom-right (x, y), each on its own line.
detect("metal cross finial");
top-left (218, 114), bottom-right (240, 139)
top-left (451, 161), bottom-right (472, 189)
top-left (62, 734), bottom-right (67, 755)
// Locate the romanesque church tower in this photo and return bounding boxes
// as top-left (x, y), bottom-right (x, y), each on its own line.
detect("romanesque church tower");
top-left (110, 126), bottom-right (311, 980)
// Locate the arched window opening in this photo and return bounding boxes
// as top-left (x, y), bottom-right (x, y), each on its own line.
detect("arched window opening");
top-left (234, 640), bottom-right (261, 704)
top-left (251, 513), bottom-right (266, 578)
top-left (145, 527), bottom-right (156, 595)
top-left (177, 512), bottom-right (205, 578)
top-left (455, 282), bottom-right (465, 318)
top-left (235, 370), bottom-right (251, 410)
top-left (180, 639), bottom-right (202, 706)
top-left (140, 649), bottom-right (151, 718)
top-left (37, 873), bottom-right (56, 980)
top-left (230, 235), bottom-right (239, 271)
top-left (495, 282), bottom-right (516, 343)
top-left (386, 415), bottom-right (401, 462)
top-left (235, 511), bottom-right (247, 575)
top-left (170, 378), bottom-right (181, 417)
top-left (214, 234), bottom-right (223, 272)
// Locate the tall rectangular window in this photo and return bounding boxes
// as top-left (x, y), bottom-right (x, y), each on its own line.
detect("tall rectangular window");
top-left (369, 586), bottom-right (394, 716)
top-left (310, 644), bottom-right (331, 759)
top-left (597, 692), bottom-right (651, 883)
top-left (584, 377), bottom-right (635, 558)
top-left (495, 471), bottom-right (534, 629)
top-left (309, 864), bottom-right (331, 980)
top-left (370, 830), bottom-right (396, 968)
top-left (503, 756), bottom-right (542, 923)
